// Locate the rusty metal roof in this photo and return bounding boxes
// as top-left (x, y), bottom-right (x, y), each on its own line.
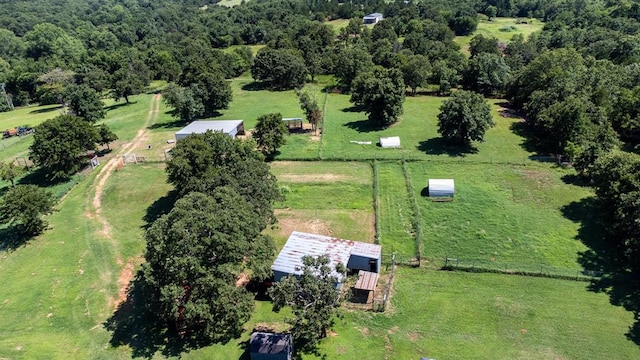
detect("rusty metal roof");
top-left (272, 232), bottom-right (381, 281)
top-left (354, 270), bottom-right (379, 291)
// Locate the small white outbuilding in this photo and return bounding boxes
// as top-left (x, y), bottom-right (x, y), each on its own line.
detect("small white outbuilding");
top-left (428, 179), bottom-right (455, 199)
top-left (379, 136), bottom-right (401, 148)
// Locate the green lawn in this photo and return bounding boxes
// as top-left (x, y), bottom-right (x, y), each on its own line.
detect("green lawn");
top-left (404, 162), bottom-right (592, 268)
top-left (320, 93), bottom-right (534, 163)
top-left (455, 17), bottom-right (545, 48)
top-left (312, 269), bottom-right (640, 360)
top-left (268, 161), bottom-right (375, 246)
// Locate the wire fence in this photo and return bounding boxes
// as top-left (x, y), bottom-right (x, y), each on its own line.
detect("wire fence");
top-left (372, 159), bottom-right (381, 245)
top-left (381, 252), bottom-right (600, 281)
top-left (401, 156), bottom-right (423, 265)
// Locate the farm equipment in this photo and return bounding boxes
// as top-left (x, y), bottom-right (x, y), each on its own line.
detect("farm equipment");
top-left (2, 127), bottom-right (33, 139)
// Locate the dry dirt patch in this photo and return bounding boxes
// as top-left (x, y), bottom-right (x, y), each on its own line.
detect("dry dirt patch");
top-left (274, 209), bottom-right (333, 238)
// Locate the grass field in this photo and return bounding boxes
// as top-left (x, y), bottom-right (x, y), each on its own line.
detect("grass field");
top-left (455, 17), bottom-right (545, 48)
top-left (407, 162), bottom-right (592, 267)
top-left (268, 161), bottom-right (375, 247)
top-left (320, 93), bottom-right (535, 163)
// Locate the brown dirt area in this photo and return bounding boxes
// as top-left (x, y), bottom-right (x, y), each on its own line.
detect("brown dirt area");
top-left (277, 173), bottom-right (354, 183)
top-left (274, 209), bottom-right (333, 237)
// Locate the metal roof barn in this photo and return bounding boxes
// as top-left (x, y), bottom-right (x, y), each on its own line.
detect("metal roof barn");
top-left (379, 136), bottom-right (401, 148)
top-left (363, 13), bottom-right (384, 24)
top-left (428, 179), bottom-right (455, 198)
top-left (249, 332), bottom-right (293, 360)
top-left (174, 120), bottom-right (244, 141)
top-left (272, 232), bottom-right (381, 287)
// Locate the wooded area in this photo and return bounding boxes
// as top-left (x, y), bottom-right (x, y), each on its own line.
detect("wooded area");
top-left (1, 0), bottom-right (640, 356)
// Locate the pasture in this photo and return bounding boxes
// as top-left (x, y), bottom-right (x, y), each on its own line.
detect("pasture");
top-left (1, 36), bottom-right (639, 359)
top-left (455, 17), bottom-right (545, 48)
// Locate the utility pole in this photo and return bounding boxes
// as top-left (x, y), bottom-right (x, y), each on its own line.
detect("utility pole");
top-left (0, 83), bottom-right (14, 110)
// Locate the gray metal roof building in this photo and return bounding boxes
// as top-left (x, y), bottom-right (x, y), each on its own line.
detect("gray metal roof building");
top-left (174, 120), bottom-right (244, 141)
top-left (363, 13), bottom-right (384, 24)
top-left (249, 332), bottom-right (293, 360)
top-left (272, 232), bottom-right (381, 287)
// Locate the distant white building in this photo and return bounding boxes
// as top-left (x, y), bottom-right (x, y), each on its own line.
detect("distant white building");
top-left (363, 13), bottom-right (384, 25)
top-left (174, 120), bottom-right (244, 141)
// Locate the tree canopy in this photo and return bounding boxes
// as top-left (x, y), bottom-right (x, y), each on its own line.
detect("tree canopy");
top-left (166, 131), bottom-right (282, 223)
top-left (30, 115), bottom-right (100, 180)
top-left (269, 255), bottom-right (342, 351)
top-left (251, 48), bottom-right (307, 90)
top-left (437, 90), bottom-right (495, 146)
top-left (0, 184), bottom-right (54, 235)
top-left (350, 66), bottom-right (406, 127)
top-left (254, 113), bottom-right (288, 156)
top-left (143, 190), bottom-right (275, 343)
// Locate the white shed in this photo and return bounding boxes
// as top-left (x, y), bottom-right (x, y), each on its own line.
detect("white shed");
top-left (175, 120), bottom-right (244, 141)
top-left (363, 13), bottom-right (384, 24)
top-left (379, 136), bottom-right (401, 148)
top-left (428, 179), bottom-right (455, 199)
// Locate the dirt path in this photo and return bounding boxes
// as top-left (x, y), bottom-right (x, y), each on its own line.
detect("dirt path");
top-left (86, 94), bottom-right (161, 308)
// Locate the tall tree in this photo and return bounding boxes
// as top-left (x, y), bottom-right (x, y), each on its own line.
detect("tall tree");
top-left (269, 255), bottom-right (342, 351)
top-left (251, 48), bottom-right (307, 90)
top-left (0, 162), bottom-right (22, 187)
top-left (97, 124), bottom-right (118, 150)
top-left (254, 113), bottom-right (288, 156)
top-left (64, 84), bottom-right (106, 123)
top-left (402, 55), bottom-right (431, 96)
top-left (30, 115), bottom-right (99, 180)
top-left (437, 90), bottom-right (495, 146)
top-left (463, 53), bottom-right (511, 96)
top-left (143, 190), bottom-right (275, 342)
top-left (0, 184), bottom-right (54, 235)
top-left (297, 90), bottom-right (322, 134)
top-left (350, 67), bottom-right (406, 127)
top-left (166, 132), bottom-right (282, 223)
top-left (333, 46), bottom-right (374, 91)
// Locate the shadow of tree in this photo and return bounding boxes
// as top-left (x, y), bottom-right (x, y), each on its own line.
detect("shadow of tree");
top-left (0, 225), bottom-right (34, 251)
top-left (143, 191), bottom-right (178, 229)
top-left (341, 104), bottom-right (365, 113)
top-left (241, 81), bottom-right (269, 91)
top-left (417, 138), bottom-right (477, 157)
top-left (103, 271), bottom-right (186, 358)
top-left (561, 197), bottom-right (640, 346)
top-left (147, 119), bottom-right (187, 130)
top-left (18, 168), bottom-right (68, 187)
top-left (105, 101), bottom-right (137, 112)
top-left (343, 119), bottom-right (378, 133)
top-left (29, 105), bottom-right (63, 114)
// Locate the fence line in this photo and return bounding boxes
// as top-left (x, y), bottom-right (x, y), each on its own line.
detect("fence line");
top-left (380, 253), bottom-right (599, 281)
top-left (401, 156), bottom-right (423, 265)
top-left (372, 158), bottom-right (381, 245)
top-left (317, 91), bottom-right (328, 160)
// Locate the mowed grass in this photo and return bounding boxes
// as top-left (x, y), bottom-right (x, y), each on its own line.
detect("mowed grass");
top-left (402, 162), bottom-right (592, 267)
top-left (212, 78), bottom-right (323, 159)
top-left (0, 164), bottom-right (170, 359)
top-left (312, 269), bottom-right (640, 360)
top-left (268, 161), bottom-right (375, 245)
top-left (377, 161), bottom-right (415, 255)
top-left (321, 93), bottom-right (534, 163)
top-left (455, 17), bottom-right (544, 48)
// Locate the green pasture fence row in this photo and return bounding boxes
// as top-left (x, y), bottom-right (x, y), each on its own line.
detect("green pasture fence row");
top-left (438, 255), bottom-right (600, 281)
top-left (299, 152), bottom-right (558, 166)
top-left (401, 156), bottom-right (423, 264)
top-left (372, 159), bottom-right (381, 245)
top-left (317, 91), bottom-right (329, 160)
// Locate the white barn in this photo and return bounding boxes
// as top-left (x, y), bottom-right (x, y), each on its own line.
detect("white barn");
top-left (363, 13), bottom-right (384, 25)
top-left (174, 120), bottom-right (244, 141)
top-left (380, 136), bottom-right (401, 148)
top-left (428, 179), bottom-right (455, 199)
